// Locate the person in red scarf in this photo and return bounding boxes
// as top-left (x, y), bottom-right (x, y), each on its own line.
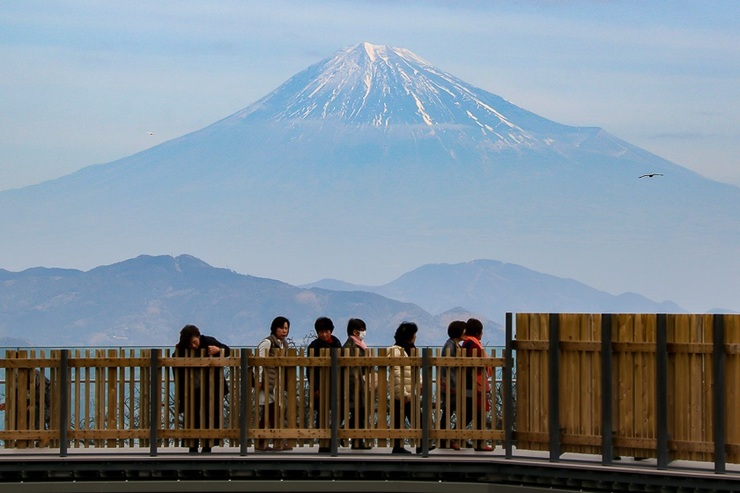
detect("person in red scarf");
top-left (342, 318), bottom-right (373, 450)
top-left (461, 318), bottom-right (493, 452)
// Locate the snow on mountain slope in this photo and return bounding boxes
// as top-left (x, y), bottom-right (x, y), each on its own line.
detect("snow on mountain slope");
top-left (0, 42), bottom-right (737, 314)
top-left (229, 42), bottom-right (580, 149)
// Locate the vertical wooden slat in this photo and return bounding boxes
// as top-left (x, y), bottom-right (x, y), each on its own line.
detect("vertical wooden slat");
top-left (74, 350), bottom-right (81, 448)
top-left (376, 348), bottom-right (389, 448)
top-left (116, 350), bottom-right (125, 447)
top-left (671, 315), bottom-right (690, 459)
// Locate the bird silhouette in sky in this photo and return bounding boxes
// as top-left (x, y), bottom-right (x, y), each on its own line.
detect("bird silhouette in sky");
top-left (639, 173), bottom-right (663, 178)
top-left (147, 131), bottom-right (155, 136)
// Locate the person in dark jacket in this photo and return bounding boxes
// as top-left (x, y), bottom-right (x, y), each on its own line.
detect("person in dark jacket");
top-left (342, 318), bottom-right (372, 450)
top-left (174, 324), bottom-right (230, 453)
top-left (307, 316), bottom-right (342, 452)
top-left (439, 320), bottom-right (466, 450)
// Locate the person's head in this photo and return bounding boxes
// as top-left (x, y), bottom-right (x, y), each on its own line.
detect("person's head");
top-left (347, 318), bottom-right (367, 339)
top-left (179, 324), bottom-right (201, 350)
top-left (466, 318), bottom-right (483, 339)
top-left (270, 316), bottom-right (290, 340)
top-left (394, 321), bottom-right (418, 346)
top-left (447, 320), bottom-right (466, 340)
top-left (314, 316), bottom-right (334, 342)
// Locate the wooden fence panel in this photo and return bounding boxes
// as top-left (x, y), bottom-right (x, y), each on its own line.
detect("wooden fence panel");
top-left (514, 313), bottom-right (740, 465)
top-left (64, 348), bottom-right (153, 448)
top-left (2, 345), bottom-right (502, 452)
top-left (559, 313), bottom-right (602, 454)
top-left (667, 315), bottom-right (713, 461)
top-left (1, 350), bottom-right (55, 448)
top-left (514, 313), bottom-right (550, 451)
top-left (164, 348), bottom-right (242, 449)
top-left (612, 313), bottom-right (657, 459)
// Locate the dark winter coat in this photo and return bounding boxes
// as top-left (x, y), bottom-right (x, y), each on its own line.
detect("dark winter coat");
top-left (306, 335), bottom-right (342, 395)
top-left (174, 335), bottom-right (231, 414)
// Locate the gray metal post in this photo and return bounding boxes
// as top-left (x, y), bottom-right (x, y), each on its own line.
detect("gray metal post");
top-left (330, 347), bottom-right (339, 456)
top-left (420, 348), bottom-right (431, 456)
top-left (149, 349), bottom-right (159, 456)
top-left (713, 314), bottom-right (726, 474)
top-left (59, 349), bottom-right (69, 457)
top-left (504, 312), bottom-right (514, 459)
top-left (240, 350), bottom-right (249, 456)
top-left (601, 314), bottom-right (613, 465)
top-left (656, 313), bottom-right (669, 469)
top-left (548, 313), bottom-right (560, 462)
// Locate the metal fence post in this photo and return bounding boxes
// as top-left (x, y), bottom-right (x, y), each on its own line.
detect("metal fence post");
top-left (330, 347), bottom-right (339, 456)
top-left (149, 349), bottom-right (159, 456)
top-left (656, 313), bottom-right (669, 469)
top-left (601, 314), bottom-right (613, 465)
top-left (548, 313), bottom-right (560, 462)
top-left (713, 314), bottom-right (726, 474)
top-left (240, 350), bottom-right (249, 456)
top-left (504, 312), bottom-right (514, 459)
top-left (59, 349), bottom-right (69, 457)
top-left (420, 348), bottom-right (431, 457)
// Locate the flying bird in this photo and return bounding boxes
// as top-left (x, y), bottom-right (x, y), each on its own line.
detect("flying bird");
top-left (639, 173), bottom-right (663, 178)
top-left (147, 131), bottom-right (155, 136)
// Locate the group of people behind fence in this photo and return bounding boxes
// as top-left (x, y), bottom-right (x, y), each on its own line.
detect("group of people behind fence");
top-left (174, 316), bottom-right (492, 454)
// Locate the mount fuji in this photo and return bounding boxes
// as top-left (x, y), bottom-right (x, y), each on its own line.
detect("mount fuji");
top-left (1, 42), bottom-right (738, 313)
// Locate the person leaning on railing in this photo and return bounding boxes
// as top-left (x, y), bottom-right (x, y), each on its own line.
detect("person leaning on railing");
top-left (174, 324), bottom-right (230, 454)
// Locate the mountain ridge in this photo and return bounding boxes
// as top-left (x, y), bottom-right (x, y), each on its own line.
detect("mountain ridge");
top-left (0, 254), bottom-right (466, 347)
top-left (0, 253), bottom-right (690, 348)
top-left (302, 259), bottom-right (686, 322)
top-left (0, 42), bottom-right (737, 312)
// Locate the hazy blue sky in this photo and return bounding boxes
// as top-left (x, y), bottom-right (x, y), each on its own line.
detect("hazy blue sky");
top-left (1, 1), bottom-right (739, 191)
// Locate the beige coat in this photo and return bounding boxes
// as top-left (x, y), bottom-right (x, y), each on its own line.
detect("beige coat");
top-left (388, 345), bottom-right (418, 402)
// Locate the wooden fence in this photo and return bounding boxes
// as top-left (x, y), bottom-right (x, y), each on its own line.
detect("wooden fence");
top-left (3, 312), bottom-right (738, 471)
top-left (0, 347), bottom-right (505, 453)
top-left (514, 313), bottom-right (740, 468)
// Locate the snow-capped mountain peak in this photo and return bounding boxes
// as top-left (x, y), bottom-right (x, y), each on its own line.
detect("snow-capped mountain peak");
top-left (230, 42), bottom-right (567, 149)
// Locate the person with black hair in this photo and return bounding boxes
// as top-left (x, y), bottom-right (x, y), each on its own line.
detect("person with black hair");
top-left (440, 320), bottom-right (466, 450)
top-left (461, 318), bottom-right (493, 451)
top-left (387, 322), bottom-right (435, 454)
top-left (343, 318), bottom-right (372, 450)
top-left (255, 316), bottom-right (291, 451)
top-left (307, 316), bottom-right (342, 453)
top-left (174, 324), bottom-right (230, 454)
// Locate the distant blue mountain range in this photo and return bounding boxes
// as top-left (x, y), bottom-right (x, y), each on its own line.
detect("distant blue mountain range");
top-left (302, 259), bottom-right (685, 321)
top-left (0, 254), bottom-right (687, 348)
